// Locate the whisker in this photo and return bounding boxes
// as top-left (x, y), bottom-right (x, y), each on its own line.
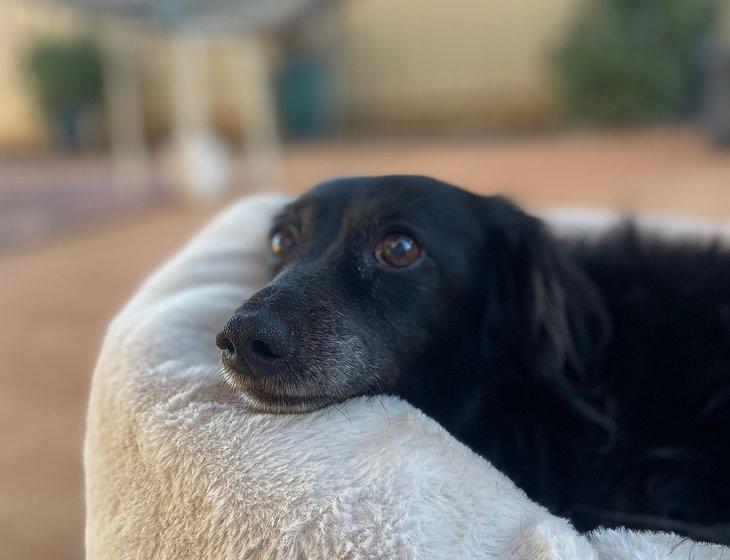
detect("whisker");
top-left (330, 402), bottom-right (352, 424)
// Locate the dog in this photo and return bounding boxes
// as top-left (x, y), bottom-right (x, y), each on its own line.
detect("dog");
top-left (217, 175), bottom-right (730, 544)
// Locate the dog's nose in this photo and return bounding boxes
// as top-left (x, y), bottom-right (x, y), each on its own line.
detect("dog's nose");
top-left (216, 308), bottom-right (294, 378)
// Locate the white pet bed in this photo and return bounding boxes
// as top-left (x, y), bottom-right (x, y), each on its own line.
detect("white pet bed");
top-left (85, 195), bottom-right (727, 559)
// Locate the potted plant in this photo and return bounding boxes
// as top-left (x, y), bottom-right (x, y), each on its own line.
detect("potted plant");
top-left (24, 36), bottom-right (103, 150)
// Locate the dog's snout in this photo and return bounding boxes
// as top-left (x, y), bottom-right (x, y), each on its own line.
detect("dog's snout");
top-left (215, 331), bottom-right (235, 354)
top-left (217, 307), bottom-right (294, 378)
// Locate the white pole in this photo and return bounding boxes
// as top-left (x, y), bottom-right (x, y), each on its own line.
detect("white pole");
top-left (226, 34), bottom-right (282, 191)
top-left (102, 28), bottom-right (150, 200)
top-left (171, 31), bottom-right (230, 201)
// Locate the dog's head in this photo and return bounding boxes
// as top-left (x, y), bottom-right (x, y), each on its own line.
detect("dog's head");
top-left (217, 175), bottom-right (609, 413)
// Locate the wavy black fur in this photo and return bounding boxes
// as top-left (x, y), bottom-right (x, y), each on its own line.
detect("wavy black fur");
top-left (468, 218), bottom-right (730, 543)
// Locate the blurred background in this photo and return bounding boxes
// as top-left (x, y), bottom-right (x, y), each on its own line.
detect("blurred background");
top-left (1, 0), bottom-right (730, 557)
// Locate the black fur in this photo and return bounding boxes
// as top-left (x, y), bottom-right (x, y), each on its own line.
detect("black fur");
top-left (218, 175), bottom-right (730, 544)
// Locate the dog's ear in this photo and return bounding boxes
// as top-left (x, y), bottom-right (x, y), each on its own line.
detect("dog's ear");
top-left (478, 196), bottom-right (611, 391)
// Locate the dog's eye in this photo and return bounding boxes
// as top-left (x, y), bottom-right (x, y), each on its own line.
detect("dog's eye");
top-left (374, 233), bottom-right (422, 268)
top-left (270, 225), bottom-right (299, 261)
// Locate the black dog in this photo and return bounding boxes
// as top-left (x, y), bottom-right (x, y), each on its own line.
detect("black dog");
top-left (217, 175), bottom-right (730, 544)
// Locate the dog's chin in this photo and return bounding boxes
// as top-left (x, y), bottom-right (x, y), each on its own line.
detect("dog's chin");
top-left (221, 365), bottom-right (343, 414)
top-left (242, 391), bottom-right (333, 414)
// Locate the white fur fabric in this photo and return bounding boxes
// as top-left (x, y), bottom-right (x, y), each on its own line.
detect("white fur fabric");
top-left (85, 195), bottom-right (727, 559)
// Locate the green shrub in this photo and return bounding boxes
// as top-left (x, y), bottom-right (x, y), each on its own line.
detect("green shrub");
top-left (555, 0), bottom-right (717, 123)
top-left (24, 36), bottom-right (103, 117)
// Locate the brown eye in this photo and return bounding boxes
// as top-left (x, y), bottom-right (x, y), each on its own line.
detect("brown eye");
top-left (374, 233), bottom-right (422, 268)
top-left (270, 225), bottom-right (299, 261)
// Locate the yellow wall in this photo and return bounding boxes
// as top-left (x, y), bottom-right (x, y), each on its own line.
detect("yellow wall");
top-left (335, 0), bottom-right (586, 129)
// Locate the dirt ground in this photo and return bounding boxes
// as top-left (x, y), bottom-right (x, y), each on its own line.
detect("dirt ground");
top-left (1, 126), bottom-right (729, 559)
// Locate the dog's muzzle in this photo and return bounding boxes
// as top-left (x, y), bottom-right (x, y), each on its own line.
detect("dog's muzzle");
top-left (216, 306), bottom-right (296, 380)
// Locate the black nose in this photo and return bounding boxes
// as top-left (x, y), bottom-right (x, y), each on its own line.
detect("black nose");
top-left (216, 307), bottom-right (294, 378)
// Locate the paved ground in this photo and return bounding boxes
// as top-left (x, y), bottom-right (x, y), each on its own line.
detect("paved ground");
top-left (0, 156), bottom-right (168, 247)
top-left (1, 126), bottom-right (728, 559)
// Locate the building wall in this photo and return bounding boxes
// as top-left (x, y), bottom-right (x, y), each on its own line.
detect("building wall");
top-left (334, 0), bottom-right (586, 130)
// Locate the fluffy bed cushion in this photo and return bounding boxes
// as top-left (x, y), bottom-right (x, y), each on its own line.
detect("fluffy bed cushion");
top-left (85, 195), bottom-right (726, 559)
